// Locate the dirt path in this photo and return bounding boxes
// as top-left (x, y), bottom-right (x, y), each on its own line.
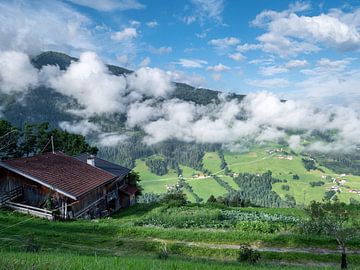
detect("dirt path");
top-left (145, 238), bottom-right (360, 255)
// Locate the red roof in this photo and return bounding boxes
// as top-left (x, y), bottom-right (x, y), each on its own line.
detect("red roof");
top-left (120, 185), bottom-right (138, 195)
top-left (0, 152), bottom-right (116, 200)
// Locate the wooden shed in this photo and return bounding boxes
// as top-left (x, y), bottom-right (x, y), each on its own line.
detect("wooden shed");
top-left (0, 152), bottom-right (136, 219)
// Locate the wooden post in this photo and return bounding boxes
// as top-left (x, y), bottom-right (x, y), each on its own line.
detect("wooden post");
top-left (64, 201), bottom-right (68, 219)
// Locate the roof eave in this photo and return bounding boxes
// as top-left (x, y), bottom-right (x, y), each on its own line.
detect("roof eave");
top-left (0, 162), bottom-right (78, 200)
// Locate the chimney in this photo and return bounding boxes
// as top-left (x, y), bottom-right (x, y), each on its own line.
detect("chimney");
top-left (87, 155), bottom-right (95, 166)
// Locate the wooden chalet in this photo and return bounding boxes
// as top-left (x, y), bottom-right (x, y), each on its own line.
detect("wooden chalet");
top-left (0, 152), bottom-right (137, 220)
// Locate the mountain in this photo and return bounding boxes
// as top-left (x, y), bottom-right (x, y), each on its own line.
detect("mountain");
top-left (1, 51), bottom-right (359, 206)
top-left (0, 51), bottom-right (244, 128)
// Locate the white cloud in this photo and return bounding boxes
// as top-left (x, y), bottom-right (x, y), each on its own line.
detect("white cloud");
top-left (236, 43), bottom-right (262, 52)
top-left (260, 66), bottom-right (288, 76)
top-left (139, 57), bottom-right (151, 67)
top-left (247, 78), bottom-right (289, 88)
top-left (124, 91), bottom-right (360, 153)
top-left (260, 59), bottom-right (308, 76)
top-left (111, 27), bottom-right (138, 42)
top-left (316, 58), bottom-right (351, 69)
top-left (68, 0), bottom-right (144, 11)
top-left (300, 58), bottom-right (353, 76)
top-left (166, 70), bottom-right (205, 87)
top-left (127, 67), bottom-right (174, 98)
top-left (116, 54), bottom-right (129, 66)
top-left (129, 20), bottom-right (141, 28)
top-left (148, 46), bottom-right (172, 55)
top-left (44, 51), bottom-right (174, 116)
top-left (294, 68), bottom-right (360, 105)
top-left (228, 52), bottom-right (245, 62)
top-left (0, 51), bottom-right (38, 94)
top-left (209, 37), bottom-right (240, 52)
top-left (206, 63), bottom-right (230, 72)
top-left (45, 52), bottom-right (127, 115)
top-left (250, 5), bottom-right (360, 57)
top-left (285, 59), bottom-right (308, 68)
top-left (0, 0), bottom-right (95, 54)
top-left (59, 120), bottom-right (99, 136)
top-left (146, 21), bottom-right (159, 28)
top-left (175, 58), bottom-right (208, 68)
top-left (97, 132), bottom-right (128, 147)
top-left (212, 73), bottom-right (222, 81)
top-left (183, 0), bottom-right (225, 25)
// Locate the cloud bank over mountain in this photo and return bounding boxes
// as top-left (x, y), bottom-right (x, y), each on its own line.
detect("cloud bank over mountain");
top-left (0, 50), bottom-right (359, 154)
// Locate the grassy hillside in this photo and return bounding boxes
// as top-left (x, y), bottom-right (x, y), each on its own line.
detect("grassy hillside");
top-left (134, 146), bottom-right (360, 204)
top-left (1, 203), bottom-right (360, 269)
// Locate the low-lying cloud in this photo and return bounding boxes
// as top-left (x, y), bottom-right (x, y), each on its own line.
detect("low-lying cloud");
top-left (0, 50), bottom-right (359, 154)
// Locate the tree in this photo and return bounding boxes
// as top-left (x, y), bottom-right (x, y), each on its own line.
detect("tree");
top-left (303, 200), bottom-right (360, 269)
top-left (126, 171), bottom-right (142, 195)
top-left (0, 120), bottom-right (20, 159)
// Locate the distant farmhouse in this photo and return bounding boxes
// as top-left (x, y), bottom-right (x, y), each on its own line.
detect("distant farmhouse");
top-left (0, 152), bottom-right (137, 220)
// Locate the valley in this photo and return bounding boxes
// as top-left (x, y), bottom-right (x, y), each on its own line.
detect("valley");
top-left (136, 146), bottom-right (360, 205)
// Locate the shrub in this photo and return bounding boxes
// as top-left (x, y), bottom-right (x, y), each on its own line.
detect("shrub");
top-left (207, 195), bottom-right (217, 203)
top-left (161, 191), bottom-right (187, 206)
top-left (157, 243), bottom-right (169, 260)
top-left (309, 181), bottom-right (325, 187)
top-left (237, 244), bottom-right (260, 264)
top-left (281, 185), bottom-right (290, 191)
top-left (292, 174), bottom-right (300, 180)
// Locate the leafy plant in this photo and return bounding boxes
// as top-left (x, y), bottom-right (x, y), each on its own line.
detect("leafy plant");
top-left (157, 242), bottom-right (169, 260)
top-left (237, 244), bottom-right (260, 264)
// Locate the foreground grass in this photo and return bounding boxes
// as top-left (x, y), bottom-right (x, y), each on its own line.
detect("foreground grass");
top-left (1, 251), bottom-right (358, 270)
top-left (1, 204), bottom-right (360, 268)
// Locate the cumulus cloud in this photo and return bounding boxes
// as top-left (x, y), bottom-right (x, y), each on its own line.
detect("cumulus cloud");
top-left (175, 58), bottom-right (208, 68)
top-left (117, 54), bottom-right (129, 66)
top-left (209, 37), bottom-right (240, 53)
top-left (43, 51), bottom-right (174, 116)
top-left (68, 0), bottom-right (144, 11)
top-left (228, 53), bottom-right (245, 62)
top-left (260, 59), bottom-right (308, 76)
top-left (249, 5), bottom-right (360, 57)
top-left (45, 52), bottom-right (128, 115)
top-left (126, 67), bottom-right (174, 98)
top-left (0, 51), bottom-right (38, 94)
top-left (111, 27), bottom-right (138, 41)
top-left (59, 120), bottom-right (100, 136)
top-left (0, 0), bottom-right (95, 54)
top-left (206, 63), bottom-right (230, 72)
top-left (166, 70), bottom-right (206, 87)
top-left (146, 21), bottom-right (159, 28)
top-left (139, 57), bottom-right (151, 67)
top-left (124, 91), bottom-right (360, 154)
top-left (97, 132), bottom-right (128, 147)
top-left (182, 0), bottom-right (225, 25)
top-left (148, 46), bottom-right (172, 55)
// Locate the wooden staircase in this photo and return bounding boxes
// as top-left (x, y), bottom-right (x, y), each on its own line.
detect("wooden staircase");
top-left (0, 186), bottom-right (23, 207)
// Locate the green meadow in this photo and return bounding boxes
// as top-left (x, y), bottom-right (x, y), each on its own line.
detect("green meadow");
top-left (135, 146), bottom-right (360, 204)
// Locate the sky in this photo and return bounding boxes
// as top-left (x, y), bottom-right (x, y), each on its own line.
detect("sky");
top-left (1, 0), bottom-right (360, 105)
top-left (0, 0), bottom-right (360, 151)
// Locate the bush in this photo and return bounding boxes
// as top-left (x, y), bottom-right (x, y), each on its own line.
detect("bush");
top-left (309, 181), bottom-right (325, 187)
top-left (292, 174), bottom-right (300, 180)
top-left (161, 191), bottom-right (187, 206)
top-left (237, 244), bottom-right (260, 264)
top-left (281, 185), bottom-right (290, 191)
top-left (207, 195), bottom-right (217, 203)
top-left (157, 243), bottom-right (169, 260)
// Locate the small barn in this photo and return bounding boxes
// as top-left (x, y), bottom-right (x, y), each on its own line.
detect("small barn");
top-left (0, 152), bottom-right (136, 220)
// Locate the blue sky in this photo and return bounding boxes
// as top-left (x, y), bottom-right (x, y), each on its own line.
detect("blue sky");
top-left (1, 0), bottom-right (360, 104)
